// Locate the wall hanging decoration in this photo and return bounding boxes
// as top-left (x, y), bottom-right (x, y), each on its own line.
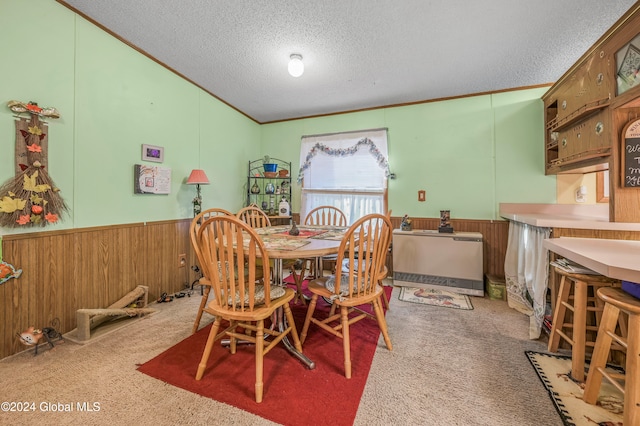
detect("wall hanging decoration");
top-left (141, 144), bottom-right (164, 163)
top-left (0, 260), bottom-right (22, 285)
top-left (134, 164), bottom-right (172, 194)
top-left (0, 100), bottom-right (68, 228)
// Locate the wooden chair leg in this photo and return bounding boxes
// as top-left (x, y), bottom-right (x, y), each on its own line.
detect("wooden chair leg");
top-left (373, 296), bottom-right (393, 350)
top-left (329, 299), bottom-right (338, 317)
top-left (196, 317), bottom-right (222, 380)
top-left (380, 282), bottom-right (390, 310)
top-left (192, 285), bottom-right (211, 334)
top-left (572, 280), bottom-right (588, 382)
top-left (548, 275), bottom-right (569, 352)
top-left (625, 313), bottom-right (640, 426)
top-left (255, 319), bottom-right (264, 403)
top-left (283, 303), bottom-right (303, 352)
top-left (584, 303), bottom-right (620, 404)
top-left (341, 305), bottom-right (352, 379)
top-left (289, 262), bottom-right (307, 305)
top-left (300, 294), bottom-right (318, 344)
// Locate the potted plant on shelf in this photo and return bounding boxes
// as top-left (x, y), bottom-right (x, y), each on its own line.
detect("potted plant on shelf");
top-left (263, 155), bottom-right (278, 177)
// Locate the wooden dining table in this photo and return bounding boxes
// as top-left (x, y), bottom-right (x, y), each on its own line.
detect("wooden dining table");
top-left (249, 224), bottom-right (349, 369)
top-left (253, 224), bottom-right (348, 284)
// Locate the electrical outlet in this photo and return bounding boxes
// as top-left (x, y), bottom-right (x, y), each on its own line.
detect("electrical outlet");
top-left (178, 254), bottom-right (187, 268)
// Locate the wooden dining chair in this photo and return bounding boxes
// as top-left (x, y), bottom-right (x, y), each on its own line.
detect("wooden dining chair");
top-left (190, 208), bottom-right (234, 334)
top-left (237, 205), bottom-right (271, 228)
top-left (237, 205), bottom-right (298, 286)
top-left (376, 209), bottom-right (393, 310)
top-left (193, 215), bottom-right (302, 403)
top-left (300, 213), bottom-right (393, 378)
top-left (305, 205), bottom-right (348, 227)
top-left (303, 205), bottom-right (348, 277)
top-left (284, 205), bottom-right (348, 303)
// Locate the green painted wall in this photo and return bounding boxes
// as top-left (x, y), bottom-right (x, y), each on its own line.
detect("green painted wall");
top-left (262, 90), bottom-right (557, 220)
top-left (0, 0), bottom-right (260, 234)
top-left (1, 0), bottom-right (556, 236)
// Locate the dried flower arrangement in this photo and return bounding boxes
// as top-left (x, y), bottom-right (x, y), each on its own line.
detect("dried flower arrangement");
top-left (0, 101), bottom-right (68, 228)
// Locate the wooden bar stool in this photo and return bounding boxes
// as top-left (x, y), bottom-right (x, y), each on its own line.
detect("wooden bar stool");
top-left (583, 287), bottom-right (640, 426)
top-left (548, 267), bottom-right (620, 382)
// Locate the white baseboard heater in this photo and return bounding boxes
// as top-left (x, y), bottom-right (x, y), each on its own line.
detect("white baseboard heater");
top-left (392, 230), bottom-right (484, 296)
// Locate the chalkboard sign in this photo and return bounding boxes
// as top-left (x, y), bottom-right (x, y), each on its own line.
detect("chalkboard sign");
top-left (623, 118), bottom-right (640, 187)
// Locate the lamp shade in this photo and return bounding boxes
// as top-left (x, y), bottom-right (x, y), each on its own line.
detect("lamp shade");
top-left (186, 169), bottom-right (210, 185)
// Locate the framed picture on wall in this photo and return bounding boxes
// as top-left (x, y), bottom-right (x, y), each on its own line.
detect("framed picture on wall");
top-left (616, 37), bottom-right (640, 95)
top-left (142, 144), bottom-right (164, 163)
top-left (134, 164), bottom-right (171, 194)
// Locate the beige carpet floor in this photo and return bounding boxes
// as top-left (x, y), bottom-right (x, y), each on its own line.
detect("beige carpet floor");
top-left (0, 281), bottom-right (563, 426)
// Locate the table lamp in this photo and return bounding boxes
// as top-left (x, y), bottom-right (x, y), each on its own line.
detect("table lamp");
top-left (186, 169), bottom-right (210, 216)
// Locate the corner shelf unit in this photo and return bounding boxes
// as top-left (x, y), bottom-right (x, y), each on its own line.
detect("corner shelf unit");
top-left (246, 157), bottom-right (292, 222)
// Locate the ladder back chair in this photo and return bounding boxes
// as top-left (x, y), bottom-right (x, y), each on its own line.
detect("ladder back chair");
top-left (305, 205), bottom-right (348, 227)
top-left (300, 213), bottom-right (393, 378)
top-left (237, 205), bottom-right (271, 229)
top-left (190, 208), bottom-right (234, 334)
top-left (302, 206), bottom-right (348, 278)
top-left (237, 205), bottom-right (299, 287)
top-left (192, 215), bottom-right (302, 403)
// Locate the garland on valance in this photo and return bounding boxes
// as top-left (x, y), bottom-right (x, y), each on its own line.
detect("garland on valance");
top-left (296, 137), bottom-right (390, 183)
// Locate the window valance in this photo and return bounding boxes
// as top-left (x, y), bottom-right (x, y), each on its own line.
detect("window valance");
top-left (297, 129), bottom-right (389, 184)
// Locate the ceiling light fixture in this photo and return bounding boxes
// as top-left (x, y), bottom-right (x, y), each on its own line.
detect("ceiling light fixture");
top-left (288, 54), bottom-right (304, 77)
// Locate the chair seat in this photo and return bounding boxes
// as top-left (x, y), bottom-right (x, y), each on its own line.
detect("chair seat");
top-left (309, 275), bottom-right (384, 307)
top-left (207, 287), bottom-right (296, 320)
top-left (227, 284), bottom-right (286, 306)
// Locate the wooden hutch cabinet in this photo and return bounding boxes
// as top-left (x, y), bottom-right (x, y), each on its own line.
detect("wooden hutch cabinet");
top-left (542, 2), bottom-right (640, 222)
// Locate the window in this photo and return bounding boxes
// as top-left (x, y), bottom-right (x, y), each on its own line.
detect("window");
top-left (298, 129), bottom-right (389, 225)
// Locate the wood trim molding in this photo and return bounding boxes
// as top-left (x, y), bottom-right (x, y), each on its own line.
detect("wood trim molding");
top-left (596, 170), bottom-right (610, 203)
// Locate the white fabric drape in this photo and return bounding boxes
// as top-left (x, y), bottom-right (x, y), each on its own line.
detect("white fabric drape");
top-left (504, 221), bottom-right (551, 339)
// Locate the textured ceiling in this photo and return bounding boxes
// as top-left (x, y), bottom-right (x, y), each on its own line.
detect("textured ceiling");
top-left (58, 0), bottom-right (637, 123)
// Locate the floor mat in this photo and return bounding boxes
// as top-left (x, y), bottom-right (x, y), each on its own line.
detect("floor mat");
top-left (398, 286), bottom-right (473, 310)
top-left (525, 350), bottom-right (624, 426)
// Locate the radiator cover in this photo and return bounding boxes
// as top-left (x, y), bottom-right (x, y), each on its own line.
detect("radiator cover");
top-left (392, 229), bottom-right (484, 296)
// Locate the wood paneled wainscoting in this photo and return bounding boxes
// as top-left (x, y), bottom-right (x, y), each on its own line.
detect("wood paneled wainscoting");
top-left (292, 214), bottom-right (510, 279)
top-left (0, 219), bottom-right (195, 360)
top-left (0, 216), bottom-right (510, 360)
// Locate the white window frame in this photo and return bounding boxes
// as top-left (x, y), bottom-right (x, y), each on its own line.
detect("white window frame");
top-left (298, 129), bottom-right (389, 225)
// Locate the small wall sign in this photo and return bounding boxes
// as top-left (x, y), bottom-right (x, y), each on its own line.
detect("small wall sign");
top-left (622, 118), bottom-right (640, 187)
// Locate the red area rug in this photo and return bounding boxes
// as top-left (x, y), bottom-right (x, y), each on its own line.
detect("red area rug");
top-left (137, 279), bottom-right (392, 426)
